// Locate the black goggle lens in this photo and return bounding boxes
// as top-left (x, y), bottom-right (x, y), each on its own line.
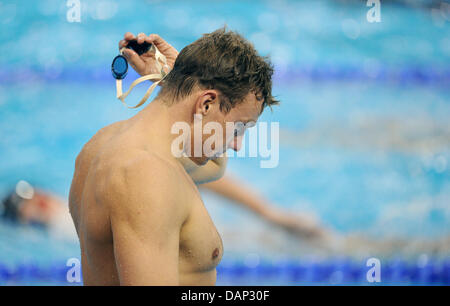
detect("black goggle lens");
top-left (112, 55), bottom-right (128, 79)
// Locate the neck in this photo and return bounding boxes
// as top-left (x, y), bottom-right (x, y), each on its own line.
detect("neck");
top-left (132, 96), bottom-right (195, 169)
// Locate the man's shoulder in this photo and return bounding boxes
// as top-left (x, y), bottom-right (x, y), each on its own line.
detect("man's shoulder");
top-left (100, 150), bottom-right (189, 228)
top-left (104, 149), bottom-right (177, 186)
top-left (74, 120), bottom-right (126, 170)
top-left (97, 150), bottom-right (183, 208)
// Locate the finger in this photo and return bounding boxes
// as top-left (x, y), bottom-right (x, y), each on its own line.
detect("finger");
top-left (137, 33), bottom-right (147, 44)
top-left (120, 33), bottom-right (135, 50)
top-left (124, 32), bottom-right (135, 41)
top-left (122, 49), bottom-right (146, 72)
top-left (118, 39), bottom-right (127, 49)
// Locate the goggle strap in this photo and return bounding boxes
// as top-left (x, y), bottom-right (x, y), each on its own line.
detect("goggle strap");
top-left (116, 79), bottom-right (122, 99)
top-left (116, 73), bottom-right (164, 108)
top-left (152, 44), bottom-right (167, 76)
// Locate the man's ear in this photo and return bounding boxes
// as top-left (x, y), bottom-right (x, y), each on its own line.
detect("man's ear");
top-left (194, 90), bottom-right (219, 116)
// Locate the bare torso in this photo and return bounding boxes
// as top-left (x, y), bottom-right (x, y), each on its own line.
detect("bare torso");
top-left (69, 115), bottom-right (223, 285)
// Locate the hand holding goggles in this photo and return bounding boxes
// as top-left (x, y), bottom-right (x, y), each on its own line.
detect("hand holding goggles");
top-left (111, 40), bottom-right (168, 109)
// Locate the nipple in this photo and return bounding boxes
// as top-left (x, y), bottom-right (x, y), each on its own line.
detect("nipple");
top-left (212, 248), bottom-right (220, 260)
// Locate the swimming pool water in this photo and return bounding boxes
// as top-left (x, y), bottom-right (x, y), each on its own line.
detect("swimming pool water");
top-left (0, 0), bottom-right (449, 285)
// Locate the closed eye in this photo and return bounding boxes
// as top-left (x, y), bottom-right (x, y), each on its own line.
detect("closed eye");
top-left (245, 121), bottom-right (256, 129)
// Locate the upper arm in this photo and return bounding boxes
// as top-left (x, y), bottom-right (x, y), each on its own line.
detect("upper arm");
top-left (105, 154), bottom-right (185, 285)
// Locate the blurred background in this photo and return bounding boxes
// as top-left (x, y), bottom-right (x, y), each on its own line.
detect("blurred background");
top-left (0, 0), bottom-right (449, 285)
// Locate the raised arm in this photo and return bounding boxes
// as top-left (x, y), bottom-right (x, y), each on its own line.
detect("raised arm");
top-left (105, 153), bottom-right (186, 285)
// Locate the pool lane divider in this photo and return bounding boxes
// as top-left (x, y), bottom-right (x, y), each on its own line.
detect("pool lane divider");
top-left (0, 258), bottom-right (449, 285)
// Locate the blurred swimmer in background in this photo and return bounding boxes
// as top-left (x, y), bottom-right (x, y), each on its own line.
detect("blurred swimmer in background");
top-left (0, 180), bottom-right (76, 240)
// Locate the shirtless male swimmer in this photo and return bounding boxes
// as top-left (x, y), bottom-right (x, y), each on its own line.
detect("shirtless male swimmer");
top-left (69, 28), bottom-right (278, 285)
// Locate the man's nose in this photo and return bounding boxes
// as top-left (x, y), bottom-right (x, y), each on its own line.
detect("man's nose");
top-left (229, 136), bottom-right (243, 152)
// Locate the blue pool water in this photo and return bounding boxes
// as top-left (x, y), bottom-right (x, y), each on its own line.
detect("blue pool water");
top-left (0, 0), bottom-right (449, 285)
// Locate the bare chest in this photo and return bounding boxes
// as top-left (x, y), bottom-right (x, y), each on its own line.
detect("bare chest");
top-left (178, 194), bottom-right (224, 274)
